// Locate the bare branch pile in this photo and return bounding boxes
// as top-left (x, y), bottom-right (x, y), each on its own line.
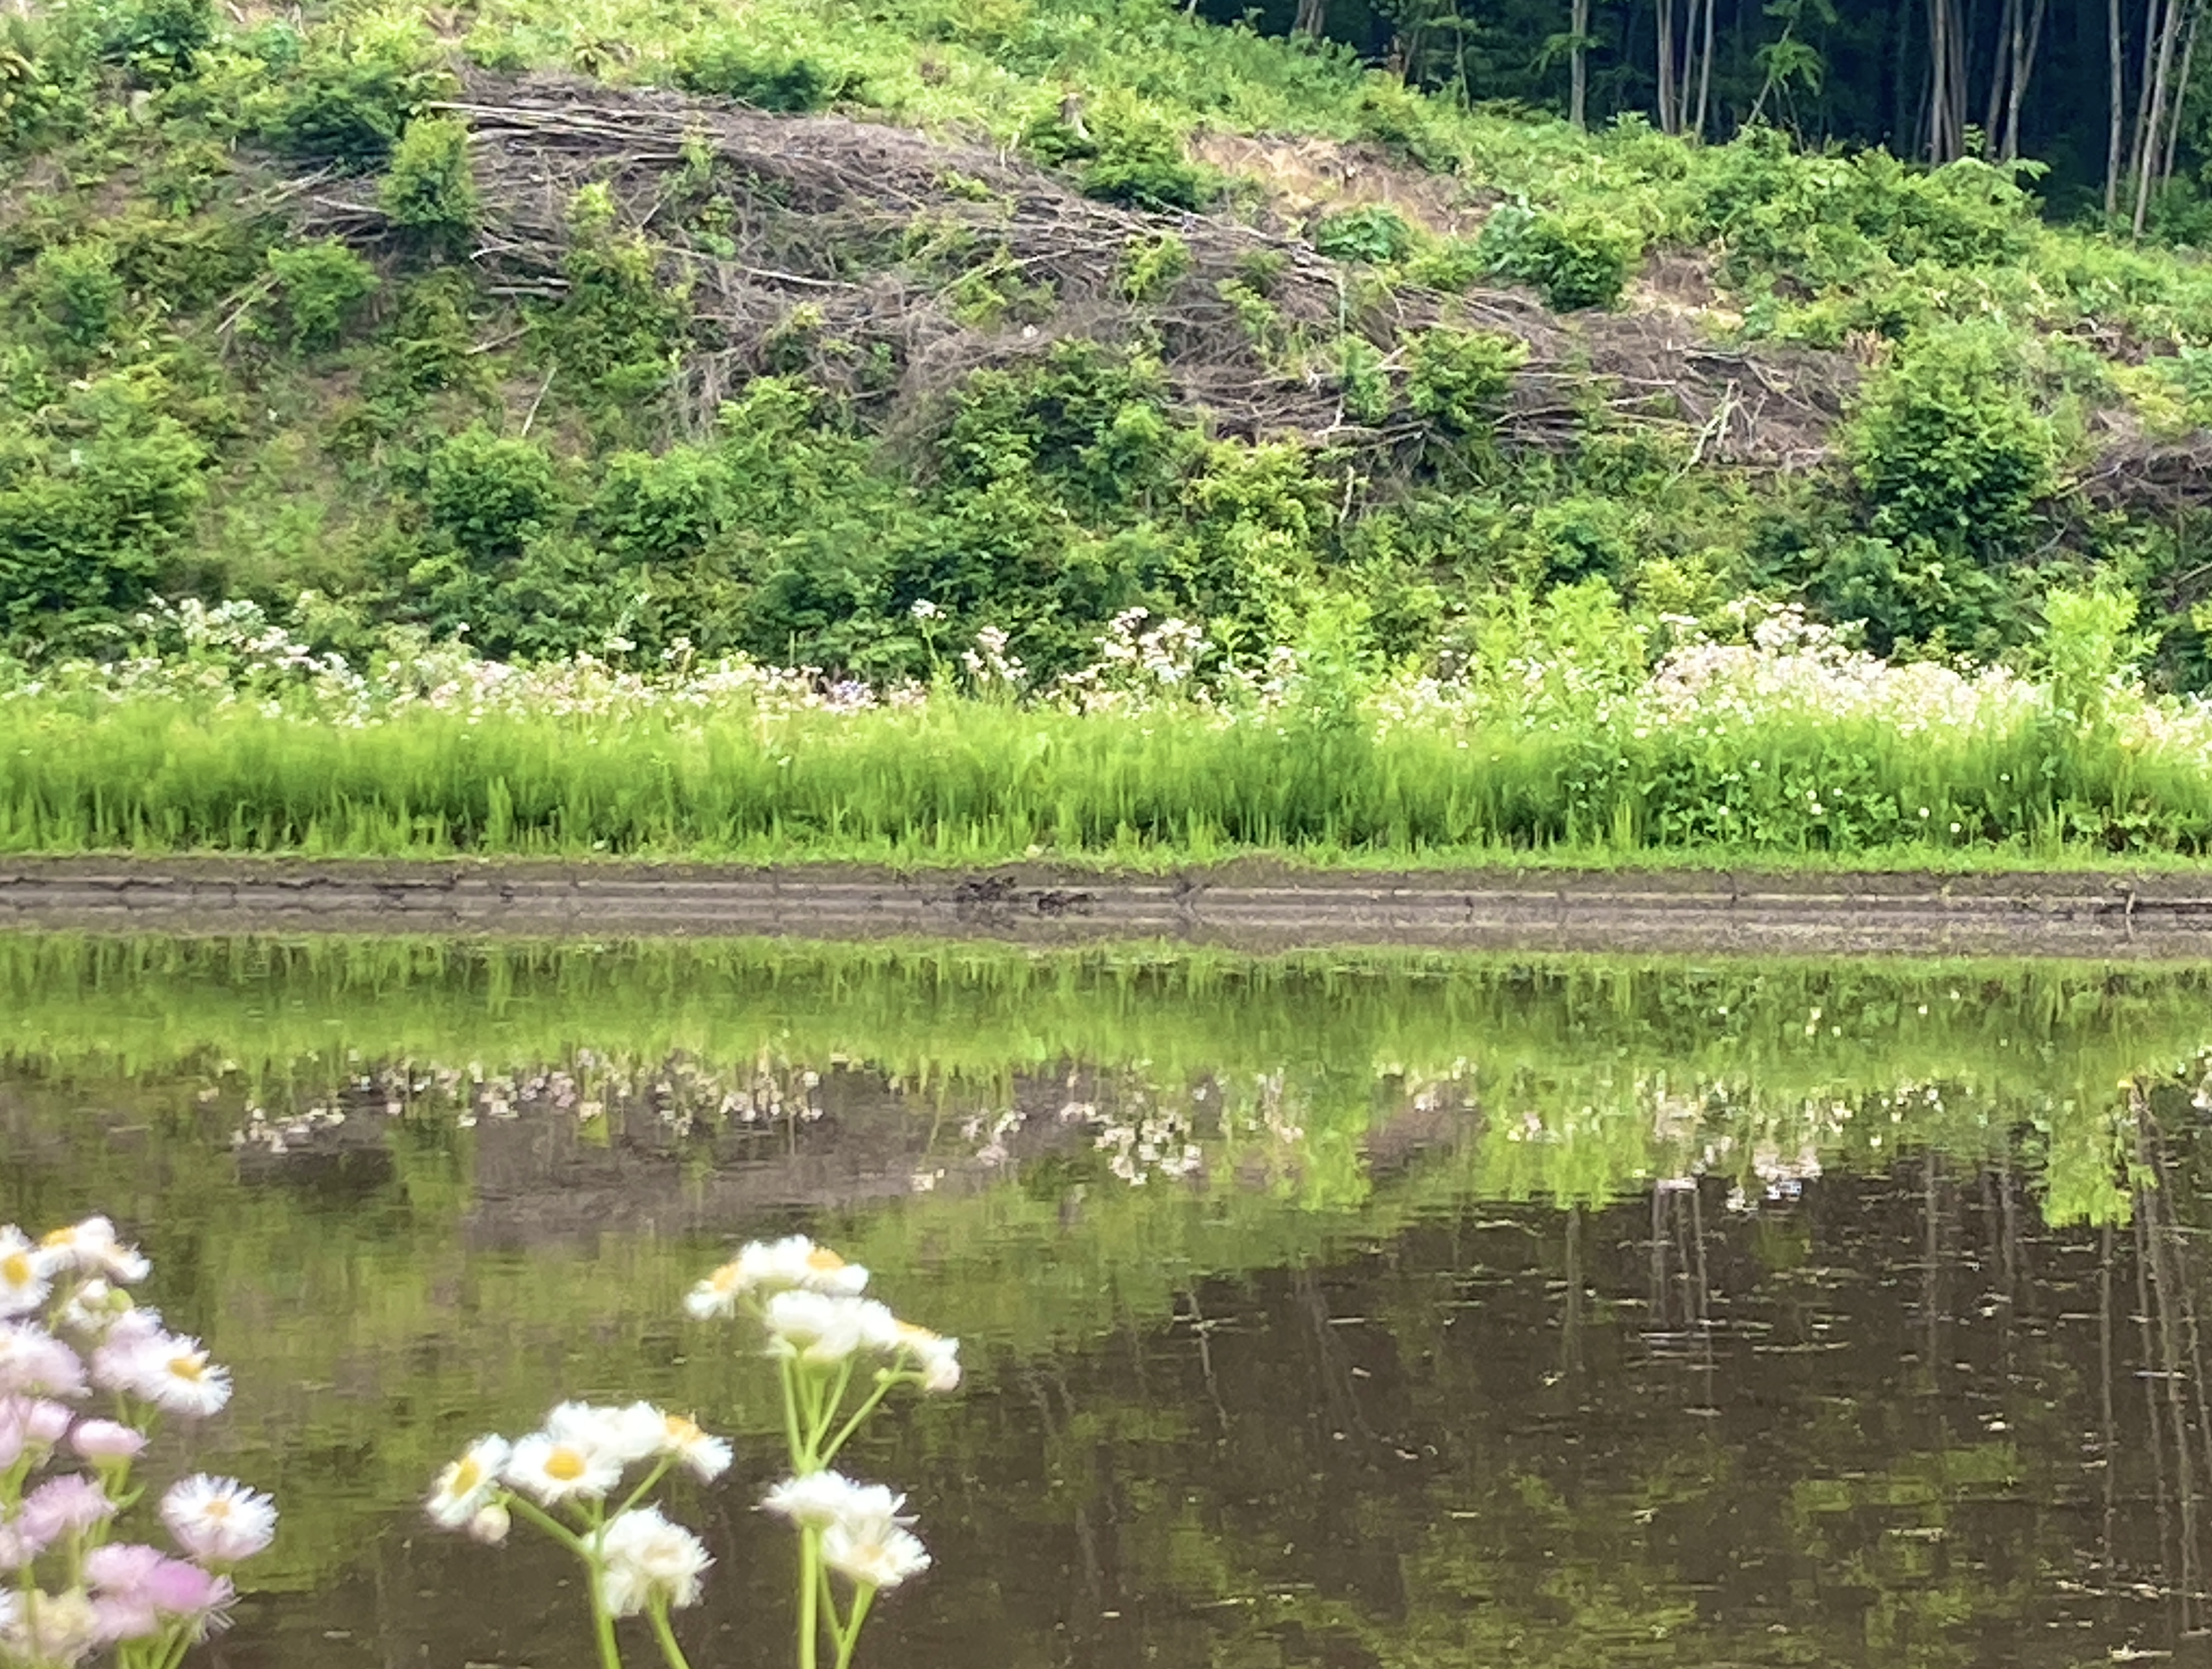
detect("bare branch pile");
top-left (291, 70), bottom-right (1854, 464)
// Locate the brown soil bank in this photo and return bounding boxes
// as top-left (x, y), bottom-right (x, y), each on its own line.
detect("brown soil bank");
top-left (7, 856), bottom-right (2212, 957)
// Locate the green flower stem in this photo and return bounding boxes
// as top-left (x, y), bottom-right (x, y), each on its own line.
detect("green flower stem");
top-left (819, 1371), bottom-right (904, 1467)
top-left (833, 1584), bottom-right (878, 1669)
top-left (506, 1493), bottom-right (588, 1554)
top-left (779, 1359), bottom-right (807, 1471)
top-left (612, 1455), bottom-right (676, 1519)
top-left (810, 1361), bottom-right (855, 1457)
top-left (799, 1525), bottom-right (823, 1669)
top-left (647, 1600), bottom-right (693, 1669)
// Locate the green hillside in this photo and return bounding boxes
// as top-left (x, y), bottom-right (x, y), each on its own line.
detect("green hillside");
top-left (11, 0), bottom-right (2212, 863)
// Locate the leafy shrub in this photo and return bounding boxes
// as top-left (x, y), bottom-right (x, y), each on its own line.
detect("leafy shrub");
top-left (1313, 205), bottom-right (1415, 266)
top-left (545, 187), bottom-right (690, 412)
top-left (1405, 327), bottom-right (1526, 438)
top-left (1027, 96), bottom-right (1216, 212)
top-left (591, 445), bottom-right (736, 564)
top-left (405, 532), bottom-right (631, 659)
top-left (1349, 77), bottom-right (1459, 173)
top-left (263, 45), bottom-right (435, 173)
top-left (676, 34), bottom-right (853, 111)
top-left (1118, 231), bottom-right (1192, 303)
top-left (1845, 322), bottom-right (2058, 559)
top-left (20, 240), bottom-right (125, 353)
top-left (264, 239), bottom-right (378, 352)
top-left (97, 0), bottom-right (213, 84)
top-left (1335, 335), bottom-right (1391, 424)
top-left (1478, 203), bottom-right (1641, 311)
top-left (379, 117), bottom-right (478, 259)
top-left (1692, 129), bottom-right (2037, 290)
top-left (1804, 532), bottom-right (2017, 657)
top-left (1, 14), bottom-right (88, 153)
top-left (423, 425), bottom-right (562, 564)
top-left (0, 373), bottom-right (209, 630)
top-left (938, 343), bottom-right (1186, 517)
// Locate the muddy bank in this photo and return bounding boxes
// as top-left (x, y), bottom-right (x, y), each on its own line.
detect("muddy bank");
top-left (6, 855), bottom-right (2212, 956)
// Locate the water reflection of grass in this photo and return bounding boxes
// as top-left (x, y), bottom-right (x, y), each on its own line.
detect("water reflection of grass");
top-left (0, 932), bottom-right (2196, 1595)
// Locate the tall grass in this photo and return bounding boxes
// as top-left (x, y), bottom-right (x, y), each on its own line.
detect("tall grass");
top-left (9, 591), bottom-right (2212, 864)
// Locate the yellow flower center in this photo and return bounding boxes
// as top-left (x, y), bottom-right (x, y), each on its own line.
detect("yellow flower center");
top-left (168, 1354), bottom-right (206, 1383)
top-left (40, 1229), bottom-right (73, 1250)
top-left (710, 1264), bottom-right (741, 1293)
top-left (806, 1248), bottom-right (846, 1272)
top-left (204, 1499), bottom-right (232, 1521)
top-left (0, 1252), bottom-right (30, 1287)
top-left (452, 1458), bottom-right (483, 1495)
top-left (665, 1416), bottom-right (701, 1445)
top-left (545, 1447), bottom-right (588, 1483)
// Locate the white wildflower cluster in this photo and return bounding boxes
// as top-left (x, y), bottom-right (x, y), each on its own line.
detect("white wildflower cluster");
top-left (1052, 609), bottom-right (1210, 714)
top-left (423, 1397), bottom-right (729, 1628)
top-left (431, 1235), bottom-right (957, 1669)
top-left (0, 1216), bottom-right (276, 1669)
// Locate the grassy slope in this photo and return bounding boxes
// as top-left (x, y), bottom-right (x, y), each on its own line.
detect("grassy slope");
top-left (12, 0), bottom-right (2212, 868)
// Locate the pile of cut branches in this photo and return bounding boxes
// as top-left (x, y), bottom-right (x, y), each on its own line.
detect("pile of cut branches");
top-left (292, 70), bottom-right (1854, 464)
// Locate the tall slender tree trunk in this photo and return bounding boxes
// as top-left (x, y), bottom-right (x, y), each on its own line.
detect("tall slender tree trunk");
top-left (1985, 0), bottom-right (2020, 141)
top-left (1570, 0), bottom-right (1590, 127)
top-left (2002, 0), bottom-right (2048, 158)
top-left (2131, 0), bottom-right (2170, 227)
top-left (1693, 0), bottom-right (1716, 137)
top-left (1657, 0), bottom-right (1680, 133)
top-left (1292, 0), bottom-right (1328, 38)
top-left (1928, 0), bottom-right (1966, 159)
top-left (2111, 0), bottom-right (2131, 212)
top-left (2136, 0), bottom-right (2187, 235)
top-left (2161, 2), bottom-right (2203, 185)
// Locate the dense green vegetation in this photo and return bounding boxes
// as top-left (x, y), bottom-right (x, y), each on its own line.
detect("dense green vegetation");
top-left (12, 0), bottom-right (2212, 863)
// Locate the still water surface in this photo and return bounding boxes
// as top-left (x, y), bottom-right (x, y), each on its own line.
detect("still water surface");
top-left (7, 935), bottom-right (2212, 1668)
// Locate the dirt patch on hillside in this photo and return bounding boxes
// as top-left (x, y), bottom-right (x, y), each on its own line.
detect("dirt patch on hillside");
top-left (7, 856), bottom-right (2211, 959)
top-left (1189, 130), bottom-right (1495, 237)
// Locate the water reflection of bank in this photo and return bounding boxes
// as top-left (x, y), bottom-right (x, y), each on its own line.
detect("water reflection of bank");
top-left (9, 937), bottom-right (2212, 1665)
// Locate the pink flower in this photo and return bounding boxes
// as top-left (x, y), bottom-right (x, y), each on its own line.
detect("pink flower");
top-left (20, 1474), bottom-right (117, 1543)
top-left (0, 1397), bottom-right (72, 1471)
top-left (20, 1401), bottom-right (70, 1445)
top-left (70, 1420), bottom-right (147, 1462)
top-left (85, 1543), bottom-right (232, 1642)
top-left (0, 1324), bottom-right (85, 1398)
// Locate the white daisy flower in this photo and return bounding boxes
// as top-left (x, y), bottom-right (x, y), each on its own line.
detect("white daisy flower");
top-left (505, 1432), bottom-right (623, 1506)
top-left (426, 1435), bottom-right (512, 1529)
top-left (822, 1519), bottom-right (930, 1592)
top-left (161, 1476), bottom-right (278, 1565)
top-left (891, 1322), bottom-right (962, 1394)
top-left (40, 1218), bottom-right (149, 1284)
top-left (685, 1237), bottom-right (869, 1318)
top-left (546, 1400), bottom-right (664, 1467)
top-left (122, 1333), bottom-right (232, 1418)
top-left (763, 1291), bottom-right (895, 1367)
top-left (657, 1413), bottom-right (733, 1482)
top-left (761, 1472), bottom-right (909, 1534)
top-left (596, 1507), bottom-right (711, 1617)
top-left (0, 1229), bottom-right (58, 1318)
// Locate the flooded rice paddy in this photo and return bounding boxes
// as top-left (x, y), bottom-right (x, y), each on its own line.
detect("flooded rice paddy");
top-left (7, 934), bottom-right (2212, 1667)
